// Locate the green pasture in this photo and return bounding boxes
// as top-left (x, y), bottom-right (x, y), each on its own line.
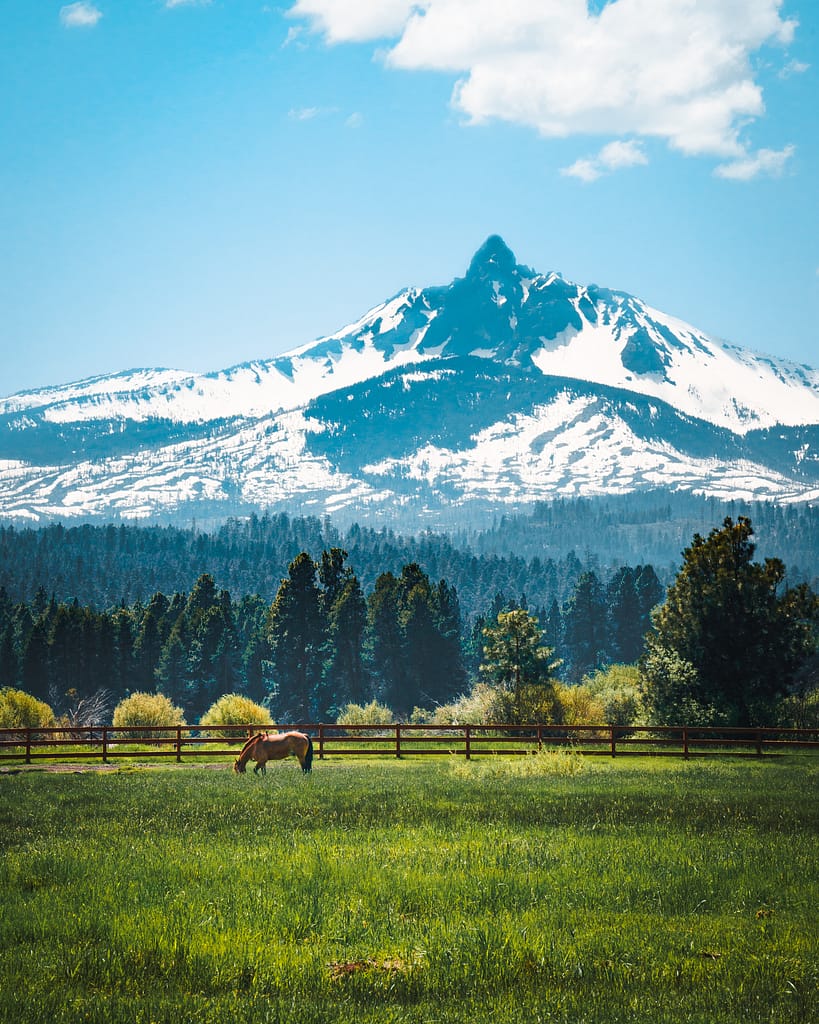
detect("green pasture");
top-left (1, 754), bottom-right (817, 1024)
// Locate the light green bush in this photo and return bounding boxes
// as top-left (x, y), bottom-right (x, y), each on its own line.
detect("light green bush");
top-left (112, 692), bottom-right (185, 738)
top-left (336, 700), bottom-right (396, 726)
top-left (199, 693), bottom-right (273, 737)
top-left (553, 681), bottom-right (606, 727)
top-left (0, 687), bottom-right (55, 729)
top-left (582, 664), bottom-right (645, 726)
top-left (413, 683), bottom-right (504, 725)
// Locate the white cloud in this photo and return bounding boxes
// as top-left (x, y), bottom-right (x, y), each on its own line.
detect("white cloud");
top-left (289, 0), bottom-right (798, 173)
top-left (289, 0), bottom-right (418, 44)
top-left (715, 144), bottom-right (795, 180)
top-left (289, 106), bottom-right (322, 121)
top-left (562, 139), bottom-right (648, 182)
top-left (60, 2), bottom-right (102, 28)
top-left (165, 0), bottom-right (212, 7)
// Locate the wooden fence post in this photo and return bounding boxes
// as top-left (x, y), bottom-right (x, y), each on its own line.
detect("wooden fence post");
top-left (102, 726), bottom-right (108, 764)
top-left (756, 729), bottom-right (763, 757)
top-left (396, 724), bottom-right (401, 759)
top-left (683, 727), bottom-right (689, 760)
top-left (318, 723), bottom-right (324, 760)
top-left (465, 725), bottom-right (471, 760)
top-left (25, 728), bottom-right (31, 765)
top-left (176, 725), bottom-right (182, 763)
top-left (610, 725), bottom-right (616, 757)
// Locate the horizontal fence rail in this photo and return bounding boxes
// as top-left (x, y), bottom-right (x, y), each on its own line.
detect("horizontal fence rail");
top-left (1, 723), bottom-right (818, 765)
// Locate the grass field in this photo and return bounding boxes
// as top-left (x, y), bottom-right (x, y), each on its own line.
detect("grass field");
top-left (1, 753), bottom-right (817, 1024)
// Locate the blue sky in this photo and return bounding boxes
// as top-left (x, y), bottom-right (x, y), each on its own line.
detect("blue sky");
top-left (2, 0), bottom-right (817, 397)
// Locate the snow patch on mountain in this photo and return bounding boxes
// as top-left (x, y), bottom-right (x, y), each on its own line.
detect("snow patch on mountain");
top-left (2, 235), bottom-right (818, 524)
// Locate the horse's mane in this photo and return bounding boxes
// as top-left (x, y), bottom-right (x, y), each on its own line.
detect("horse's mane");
top-left (236, 731), bottom-right (266, 762)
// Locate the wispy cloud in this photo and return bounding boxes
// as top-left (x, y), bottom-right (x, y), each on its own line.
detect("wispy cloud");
top-left (289, 106), bottom-right (320, 121)
top-left (288, 105), bottom-right (363, 129)
top-left (289, 0), bottom-right (798, 177)
top-left (60, 2), bottom-right (102, 28)
top-left (715, 145), bottom-right (795, 181)
top-left (282, 25), bottom-right (304, 48)
top-left (164, 0), bottom-right (212, 8)
top-left (562, 140), bottom-right (648, 182)
top-left (779, 59), bottom-right (810, 79)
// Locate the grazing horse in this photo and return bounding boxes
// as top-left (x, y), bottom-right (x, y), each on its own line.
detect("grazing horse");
top-left (233, 731), bottom-right (313, 774)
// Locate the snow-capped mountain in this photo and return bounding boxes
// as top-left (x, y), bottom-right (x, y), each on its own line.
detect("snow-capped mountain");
top-left (1, 236), bottom-right (818, 524)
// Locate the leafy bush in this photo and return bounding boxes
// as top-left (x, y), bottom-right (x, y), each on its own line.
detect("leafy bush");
top-left (417, 680), bottom-right (562, 726)
top-left (583, 664), bottom-right (645, 727)
top-left (777, 689), bottom-right (819, 729)
top-left (199, 694), bottom-right (273, 738)
top-left (639, 646), bottom-right (726, 726)
top-left (553, 682), bottom-right (605, 727)
top-left (336, 701), bottom-right (395, 726)
top-left (412, 683), bottom-right (497, 725)
top-left (0, 687), bottom-right (55, 729)
top-left (112, 692), bottom-right (185, 738)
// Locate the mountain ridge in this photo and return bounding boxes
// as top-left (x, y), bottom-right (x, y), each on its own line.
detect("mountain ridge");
top-left (1, 236), bottom-right (818, 525)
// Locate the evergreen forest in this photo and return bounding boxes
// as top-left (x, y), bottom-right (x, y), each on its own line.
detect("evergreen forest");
top-left (1, 494), bottom-right (816, 724)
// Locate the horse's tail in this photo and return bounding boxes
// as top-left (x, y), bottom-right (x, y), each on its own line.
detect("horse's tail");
top-left (234, 731), bottom-right (263, 773)
top-left (302, 733), bottom-right (313, 773)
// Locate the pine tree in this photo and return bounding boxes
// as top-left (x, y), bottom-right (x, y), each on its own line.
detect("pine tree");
top-left (155, 624), bottom-right (189, 708)
top-left (428, 579), bottom-right (467, 705)
top-left (641, 516), bottom-right (819, 725)
top-left (0, 626), bottom-right (18, 688)
top-left (21, 619), bottom-right (50, 703)
top-left (480, 609), bottom-right (561, 723)
top-left (320, 574), bottom-right (369, 716)
top-left (607, 567), bottom-right (644, 664)
top-left (367, 572), bottom-right (406, 713)
top-left (562, 571), bottom-right (608, 682)
top-left (266, 553), bottom-right (325, 720)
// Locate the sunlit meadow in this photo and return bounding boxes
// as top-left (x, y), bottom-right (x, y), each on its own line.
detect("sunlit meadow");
top-left (1, 754), bottom-right (816, 1024)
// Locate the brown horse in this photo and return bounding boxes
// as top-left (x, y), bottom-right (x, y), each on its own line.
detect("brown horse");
top-left (233, 731), bottom-right (313, 774)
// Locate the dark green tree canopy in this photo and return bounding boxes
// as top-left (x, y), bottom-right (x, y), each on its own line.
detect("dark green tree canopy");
top-left (266, 552), bottom-right (326, 720)
top-left (641, 516), bottom-right (818, 726)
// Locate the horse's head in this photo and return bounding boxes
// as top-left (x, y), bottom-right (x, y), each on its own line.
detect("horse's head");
top-left (233, 758), bottom-right (246, 773)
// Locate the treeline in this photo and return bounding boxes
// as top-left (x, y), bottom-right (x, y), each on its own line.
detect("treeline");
top-left (0, 514), bottom-right (657, 624)
top-left (472, 493), bottom-right (819, 583)
top-left (2, 494), bottom-right (816, 626)
top-left (0, 549), bottom-right (663, 721)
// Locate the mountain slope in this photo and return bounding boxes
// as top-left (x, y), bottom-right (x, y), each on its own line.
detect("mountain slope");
top-left (1, 237), bottom-right (818, 525)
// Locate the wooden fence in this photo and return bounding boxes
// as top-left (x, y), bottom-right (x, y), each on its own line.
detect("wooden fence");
top-left (1, 722), bottom-right (818, 765)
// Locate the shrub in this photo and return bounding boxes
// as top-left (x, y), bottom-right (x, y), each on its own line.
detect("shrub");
top-left (417, 681), bottom-right (560, 727)
top-left (112, 692), bottom-right (185, 739)
top-left (583, 664), bottom-right (645, 727)
top-left (553, 682), bottom-right (605, 727)
top-left (777, 689), bottom-right (819, 729)
top-left (199, 694), bottom-right (273, 738)
top-left (412, 684), bottom-right (496, 725)
top-left (0, 687), bottom-right (55, 729)
top-left (336, 700), bottom-right (395, 730)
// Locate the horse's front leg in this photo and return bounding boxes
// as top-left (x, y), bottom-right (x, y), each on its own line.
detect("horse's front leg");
top-left (253, 762), bottom-right (261, 775)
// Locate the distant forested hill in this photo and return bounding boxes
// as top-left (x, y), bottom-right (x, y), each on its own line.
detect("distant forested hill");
top-left (0, 492), bottom-right (815, 622)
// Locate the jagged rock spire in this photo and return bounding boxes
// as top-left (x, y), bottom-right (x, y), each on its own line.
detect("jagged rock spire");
top-left (467, 235), bottom-right (518, 278)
